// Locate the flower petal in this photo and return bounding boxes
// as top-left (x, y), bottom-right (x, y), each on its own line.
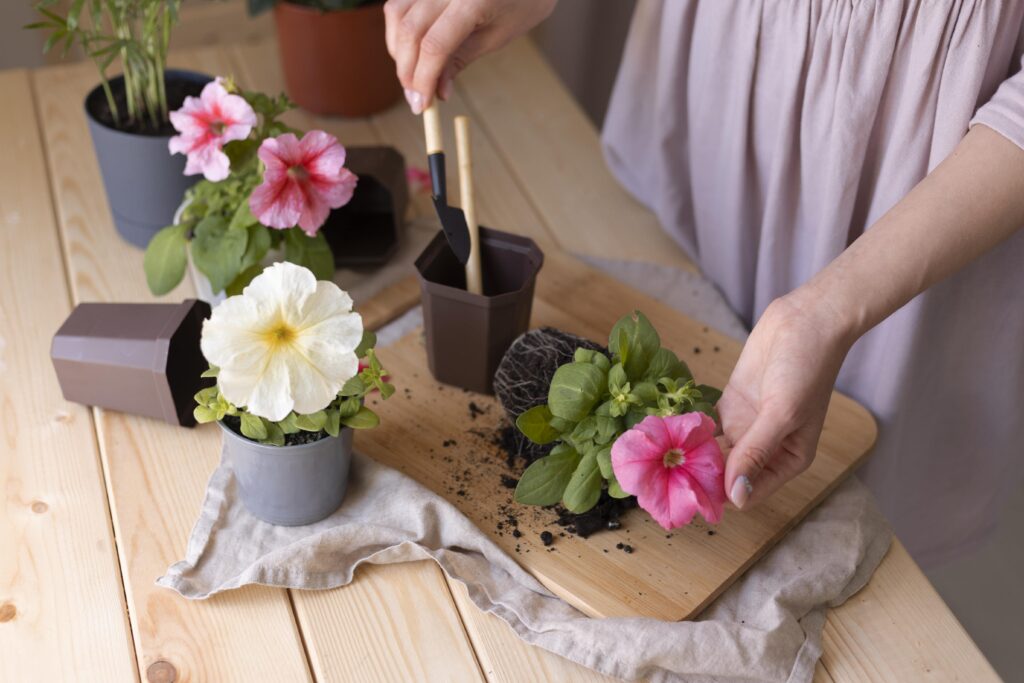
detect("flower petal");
top-left (250, 176), bottom-right (303, 229)
top-left (611, 428), bottom-right (665, 494)
top-left (631, 414), bottom-right (673, 453)
top-left (244, 352), bottom-right (294, 422)
top-left (288, 348), bottom-right (358, 415)
top-left (244, 261), bottom-right (317, 314)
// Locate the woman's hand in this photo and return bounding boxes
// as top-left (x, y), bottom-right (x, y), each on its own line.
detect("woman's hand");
top-left (718, 291), bottom-right (856, 509)
top-left (383, 0), bottom-right (556, 113)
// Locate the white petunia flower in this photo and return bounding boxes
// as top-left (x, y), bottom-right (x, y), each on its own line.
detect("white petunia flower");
top-left (200, 262), bottom-right (363, 422)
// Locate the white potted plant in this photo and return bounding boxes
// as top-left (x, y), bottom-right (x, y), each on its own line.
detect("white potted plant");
top-left (193, 261), bottom-right (394, 525)
top-left (28, 0), bottom-right (212, 248)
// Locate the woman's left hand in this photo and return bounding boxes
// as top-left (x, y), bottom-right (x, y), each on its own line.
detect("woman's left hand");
top-left (718, 290), bottom-right (855, 509)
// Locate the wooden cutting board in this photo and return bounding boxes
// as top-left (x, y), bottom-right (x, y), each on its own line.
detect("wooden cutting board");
top-left (357, 250), bottom-right (877, 621)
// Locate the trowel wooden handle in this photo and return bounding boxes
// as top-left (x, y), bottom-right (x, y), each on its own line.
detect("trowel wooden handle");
top-left (424, 101), bottom-right (443, 155)
top-left (455, 115), bottom-right (483, 295)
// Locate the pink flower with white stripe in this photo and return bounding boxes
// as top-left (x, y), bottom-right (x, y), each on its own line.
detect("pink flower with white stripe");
top-left (168, 78), bottom-right (256, 182)
top-left (249, 131), bottom-right (357, 236)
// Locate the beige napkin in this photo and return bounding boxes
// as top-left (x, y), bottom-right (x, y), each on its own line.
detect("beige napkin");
top-left (160, 257), bottom-right (891, 683)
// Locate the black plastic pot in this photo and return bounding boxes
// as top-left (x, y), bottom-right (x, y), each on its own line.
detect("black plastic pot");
top-left (322, 146), bottom-right (408, 268)
top-left (84, 70), bottom-right (212, 248)
top-left (51, 299), bottom-right (211, 426)
top-left (415, 227), bottom-right (544, 394)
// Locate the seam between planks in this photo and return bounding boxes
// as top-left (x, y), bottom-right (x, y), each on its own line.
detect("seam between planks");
top-left (26, 68), bottom-right (143, 683)
top-left (285, 589), bottom-right (318, 682)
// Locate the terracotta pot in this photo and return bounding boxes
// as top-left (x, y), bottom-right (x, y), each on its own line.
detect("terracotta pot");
top-left (415, 227), bottom-right (544, 394)
top-left (273, 1), bottom-right (403, 117)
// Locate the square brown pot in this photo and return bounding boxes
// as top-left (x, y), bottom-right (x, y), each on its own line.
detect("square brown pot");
top-left (51, 299), bottom-right (211, 426)
top-left (322, 146), bottom-right (408, 268)
top-left (415, 227), bottom-right (544, 394)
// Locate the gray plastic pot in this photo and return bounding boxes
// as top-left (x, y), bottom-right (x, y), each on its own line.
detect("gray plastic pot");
top-left (220, 423), bottom-right (353, 526)
top-left (84, 70), bottom-right (212, 248)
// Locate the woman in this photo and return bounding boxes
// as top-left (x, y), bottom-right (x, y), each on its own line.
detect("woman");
top-left (384, 0), bottom-right (1024, 565)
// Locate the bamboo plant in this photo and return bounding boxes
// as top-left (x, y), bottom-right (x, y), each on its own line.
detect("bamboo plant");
top-left (27, 0), bottom-right (182, 130)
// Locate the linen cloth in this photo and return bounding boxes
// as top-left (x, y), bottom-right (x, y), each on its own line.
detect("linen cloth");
top-left (602, 0), bottom-right (1024, 566)
top-left (160, 258), bottom-right (892, 683)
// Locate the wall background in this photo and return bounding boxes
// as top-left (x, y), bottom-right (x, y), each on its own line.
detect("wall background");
top-left (4, 1), bottom-right (1022, 679)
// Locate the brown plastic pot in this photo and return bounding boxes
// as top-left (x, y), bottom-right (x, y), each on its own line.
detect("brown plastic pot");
top-left (322, 146), bottom-right (408, 267)
top-left (415, 227), bottom-right (544, 394)
top-left (50, 299), bottom-right (211, 427)
top-left (273, 1), bottom-right (403, 117)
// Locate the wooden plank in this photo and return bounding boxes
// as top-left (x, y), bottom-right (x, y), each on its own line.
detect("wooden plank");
top-left (458, 38), bottom-right (698, 273)
top-left (224, 41), bottom-right (486, 683)
top-left (292, 562), bottom-right (484, 683)
top-left (821, 540), bottom-right (999, 683)
top-left (0, 68), bottom-right (138, 683)
top-left (32, 49), bottom-right (313, 683)
top-left (357, 250), bottom-right (876, 622)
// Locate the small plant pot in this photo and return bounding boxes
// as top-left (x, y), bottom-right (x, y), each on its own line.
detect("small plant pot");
top-left (322, 146), bottom-right (408, 267)
top-left (273, 2), bottom-right (403, 117)
top-left (415, 227), bottom-right (544, 394)
top-left (50, 299), bottom-right (211, 426)
top-left (84, 70), bottom-right (213, 248)
top-left (220, 423), bottom-right (354, 526)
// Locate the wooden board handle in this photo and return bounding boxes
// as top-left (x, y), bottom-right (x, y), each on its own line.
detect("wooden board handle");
top-left (424, 100), bottom-right (443, 155)
top-left (455, 115), bottom-right (483, 295)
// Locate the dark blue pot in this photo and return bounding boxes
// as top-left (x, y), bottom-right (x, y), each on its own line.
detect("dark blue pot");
top-left (84, 70), bottom-right (213, 249)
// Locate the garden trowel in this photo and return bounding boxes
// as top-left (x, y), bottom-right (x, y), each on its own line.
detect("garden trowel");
top-left (422, 101), bottom-right (472, 265)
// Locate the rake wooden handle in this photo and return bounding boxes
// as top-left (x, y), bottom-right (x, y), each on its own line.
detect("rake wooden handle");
top-left (455, 115), bottom-right (483, 295)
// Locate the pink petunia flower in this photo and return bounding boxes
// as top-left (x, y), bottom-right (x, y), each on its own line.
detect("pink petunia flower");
top-left (611, 413), bottom-right (726, 530)
top-left (168, 78), bottom-right (256, 182)
top-left (249, 131), bottom-right (358, 236)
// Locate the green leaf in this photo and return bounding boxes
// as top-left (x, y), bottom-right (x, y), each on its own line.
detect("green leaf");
top-left (562, 450), bottom-right (603, 513)
top-left (224, 264), bottom-right (263, 297)
top-left (692, 402), bottom-right (719, 423)
top-left (607, 475), bottom-right (631, 499)
top-left (354, 330), bottom-right (377, 358)
top-left (294, 411), bottom-right (328, 432)
top-left (624, 406), bottom-right (647, 429)
top-left (341, 376), bottom-right (366, 397)
top-left (696, 384), bottom-right (723, 406)
top-left (223, 138), bottom-right (259, 169)
top-left (239, 224), bottom-right (271, 270)
top-left (547, 362), bottom-right (607, 422)
top-left (596, 446), bottom-right (613, 478)
top-left (240, 412), bottom-right (268, 441)
top-left (570, 416), bottom-right (598, 443)
top-left (573, 348), bottom-right (596, 364)
top-left (264, 422), bottom-right (286, 446)
top-left (284, 229), bottom-right (334, 281)
top-left (228, 196), bottom-right (259, 232)
top-left (200, 366), bottom-right (219, 378)
top-left (516, 405), bottom-right (560, 445)
top-left (514, 444), bottom-right (581, 507)
top-left (191, 215), bottom-right (248, 293)
top-left (609, 310), bottom-right (661, 381)
top-left (607, 363), bottom-right (628, 394)
top-left (278, 412), bottom-right (301, 434)
top-left (631, 381), bottom-right (659, 405)
top-left (643, 347), bottom-right (692, 384)
top-left (549, 416), bottom-right (575, 433)
top-left (337, 397), bottom-right (361, 418)
top-left (193, 405), bottom-right (218, 423)
top-left (594, 416), bottom-right (620, 445)
top-left (340, 406), bottom-right (379, 429)
top-left (143, 223), bottom-right (189, 295)
top-left (325, 409), bottom-right (341, 437)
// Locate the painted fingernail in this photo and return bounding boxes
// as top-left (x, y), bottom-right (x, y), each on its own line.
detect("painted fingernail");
top-left (404, 88), bottom-right (424, 115)
top-left (730, 475), bottom-right (753, 509)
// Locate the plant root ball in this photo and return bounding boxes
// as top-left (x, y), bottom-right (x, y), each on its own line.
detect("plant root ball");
top-left (493, 327), bottom-right (606, 463)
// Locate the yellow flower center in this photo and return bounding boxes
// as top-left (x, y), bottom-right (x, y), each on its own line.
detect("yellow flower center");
top-left (210, 120), bottom-right (226, 136)
top-left (287, 165), bottom-right (309, 181)
top-left (663, 448), bottom-right (686, 468)
top-left (263, 322), bottom-right (297, 348)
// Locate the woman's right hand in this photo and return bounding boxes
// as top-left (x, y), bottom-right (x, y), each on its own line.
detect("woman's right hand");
top-left (384, 0), bottom-right (556, 113)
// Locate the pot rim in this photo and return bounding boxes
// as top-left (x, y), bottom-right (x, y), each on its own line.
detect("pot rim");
top-left (274, 0), bottom-right (383, 17)
top-left (83, 69), bottom-right (213, 138)
top-left (218, 420), bottom-right (348, 454)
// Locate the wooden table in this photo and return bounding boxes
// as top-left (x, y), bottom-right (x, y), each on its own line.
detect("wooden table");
top-left (1, 36), bottom-right (999, 683)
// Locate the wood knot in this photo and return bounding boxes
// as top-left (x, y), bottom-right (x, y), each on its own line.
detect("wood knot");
top-left (0, 603), bottom-right (16, 622)
top-left (31, 501), bottom-right (48, 514)
top-left (146, 660), bottom-right (177, 683)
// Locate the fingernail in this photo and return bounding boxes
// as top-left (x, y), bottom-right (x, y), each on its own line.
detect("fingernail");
top-left (404, 88), bottom-right (424, 115)
top-left (438, 78), bottom-right (453, 101)
top-left (730, 475), bottom-right (753, 509)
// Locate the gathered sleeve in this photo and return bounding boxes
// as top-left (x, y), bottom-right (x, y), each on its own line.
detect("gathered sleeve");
top-left (970, 52), bottom-right (1024, 149)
